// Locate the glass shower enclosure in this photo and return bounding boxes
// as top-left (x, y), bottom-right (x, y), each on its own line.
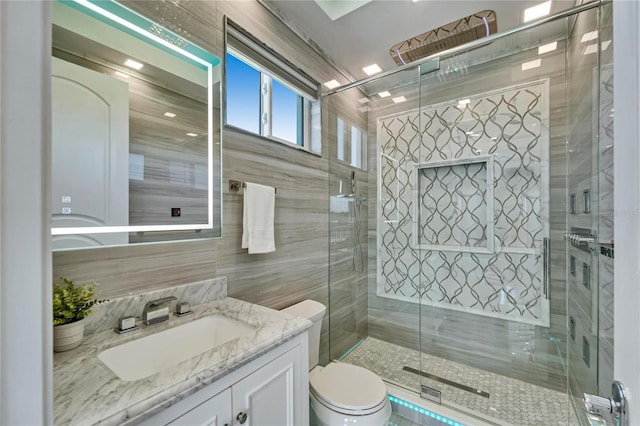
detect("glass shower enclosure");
top-left (324, 1), bottom-right (614, 425)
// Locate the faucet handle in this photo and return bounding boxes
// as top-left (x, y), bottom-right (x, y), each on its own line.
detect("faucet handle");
top-left (175, 301), bottom-right (192, 317)
top-left (114, 316), bottom-right (138, 334)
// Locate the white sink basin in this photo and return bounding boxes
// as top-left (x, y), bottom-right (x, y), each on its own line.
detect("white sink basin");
top-left (98, 315), bottom-right (257, 381)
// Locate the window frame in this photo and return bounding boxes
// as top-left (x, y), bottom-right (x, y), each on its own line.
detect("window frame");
top-left (225, 47), bottom-right (317, 153)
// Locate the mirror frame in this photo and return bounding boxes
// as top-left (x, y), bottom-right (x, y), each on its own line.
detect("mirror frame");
top-left (51, 0), bottom-right (222, 239)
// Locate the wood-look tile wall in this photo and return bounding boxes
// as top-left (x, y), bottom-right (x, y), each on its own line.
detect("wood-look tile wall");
top-left (52, 0), bottom-right (358, 366)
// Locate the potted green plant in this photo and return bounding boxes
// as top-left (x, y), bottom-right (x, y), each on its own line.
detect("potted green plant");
top-left (53, 277), bottom-right (106, 352)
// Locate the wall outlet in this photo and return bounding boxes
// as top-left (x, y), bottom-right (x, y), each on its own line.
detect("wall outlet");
top-left (61, 207), bottom-right (72, 215)
top-left (61, 195), bottom-right (71, 203)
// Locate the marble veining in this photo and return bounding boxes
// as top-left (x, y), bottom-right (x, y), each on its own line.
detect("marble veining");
top-left (54, 296), bottom-right (311, 425)
top-left (84, 277), bottom-right (228, 335)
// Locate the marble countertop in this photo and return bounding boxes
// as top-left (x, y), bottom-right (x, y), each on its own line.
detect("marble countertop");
top-left (54, 297), bottom-right (311, 426)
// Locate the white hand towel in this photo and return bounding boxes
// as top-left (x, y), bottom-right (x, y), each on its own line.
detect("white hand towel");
top-left (242, 182), bottom-right (276, 254)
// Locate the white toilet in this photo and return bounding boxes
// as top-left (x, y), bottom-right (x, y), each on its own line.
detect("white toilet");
top-left (282, 300), bottom-right (391, 426)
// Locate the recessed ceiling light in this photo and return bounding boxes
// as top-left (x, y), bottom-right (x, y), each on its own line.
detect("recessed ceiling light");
top-left (392, 96), bottom-right (406, 103)
top-left (524, 1), bottom-right (551, 23)
top-left (363, 63), bottom-right (382, 76)
top-left (538, 41), bottom-right (557, 55)
top-left (114, 71), bottom-right (130, 79)
top-left (521, 58), bottom-right (542, 71)
top-left (164, 112), bottom-right (176, 118)
top-left (124, 59), bottom-right (144, 70)
top-left (378, 91), bottom-right (391, 98)
top-left (324, 79), bottom-right (341, 89)
top-left (581, 31), bottom-right (598, 43)
top-left (186, 132), bottom-right (198, 137)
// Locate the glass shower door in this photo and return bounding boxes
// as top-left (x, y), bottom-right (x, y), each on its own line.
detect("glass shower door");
top-left (326, 66), bottom-right (426, 398)
top-left (324, 3), bottom-right (614, 425)
top-left (566, 2), bottom-right (614, 425)
top-left (412, 3), bottom-right (615, 424)
top-left (414, 17), bottom-right (569, 426)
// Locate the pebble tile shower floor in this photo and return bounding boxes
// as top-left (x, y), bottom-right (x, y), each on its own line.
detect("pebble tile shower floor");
top-left (343, 337), bottom-right (570, 426)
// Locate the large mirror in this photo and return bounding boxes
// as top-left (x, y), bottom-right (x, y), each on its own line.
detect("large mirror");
top-left (51, 0), bottom-right (222, 250)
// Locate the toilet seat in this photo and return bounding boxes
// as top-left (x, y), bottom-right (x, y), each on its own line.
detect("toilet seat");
top-left (310, 363), bottom-right (388, 416)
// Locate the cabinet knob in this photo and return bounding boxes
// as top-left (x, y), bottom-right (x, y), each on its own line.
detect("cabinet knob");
top-left (236, 412), bottom-right (248, 424)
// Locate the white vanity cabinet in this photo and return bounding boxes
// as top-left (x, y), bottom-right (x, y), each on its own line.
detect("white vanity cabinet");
top-left (169, 388), bottom-right (231, 426)
top-left (138, 333), bottom-right (309, 426)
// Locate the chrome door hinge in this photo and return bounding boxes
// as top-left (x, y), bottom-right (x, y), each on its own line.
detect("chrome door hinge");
top-left (584, 381), bottom-right (628, 426)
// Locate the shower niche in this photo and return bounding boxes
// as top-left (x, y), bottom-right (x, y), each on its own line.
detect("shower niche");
top-left (414, 155), bottom-right (495, 253)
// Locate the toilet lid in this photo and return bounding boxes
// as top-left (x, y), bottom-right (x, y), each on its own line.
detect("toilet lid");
top-left (310, 363), bottom-right (387, 413)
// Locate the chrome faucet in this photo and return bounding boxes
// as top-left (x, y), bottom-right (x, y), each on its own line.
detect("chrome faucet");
top-left (142, 296), bottom-right (177, 325)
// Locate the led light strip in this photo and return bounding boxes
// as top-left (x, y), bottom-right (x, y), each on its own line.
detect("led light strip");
top-left (388, 395), bottom-right (466, 426)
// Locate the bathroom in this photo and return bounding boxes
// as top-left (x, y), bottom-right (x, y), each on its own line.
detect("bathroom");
top-left (0, 0), bottom-right (637, 425)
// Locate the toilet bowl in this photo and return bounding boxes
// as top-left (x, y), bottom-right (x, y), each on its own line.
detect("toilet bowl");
top-left (281, 300), bottom-right (391, 426)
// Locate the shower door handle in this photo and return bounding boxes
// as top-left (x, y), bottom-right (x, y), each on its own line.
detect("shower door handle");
top-left (584, 381), bottom-right (629, 426)
top-left (543, 237), bottom-right (550, 299)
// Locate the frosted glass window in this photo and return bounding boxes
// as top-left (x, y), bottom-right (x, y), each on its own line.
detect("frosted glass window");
top-left (351, 125), bottom-right (363, 168)
top-left (337, 118), bottom-right (345, 161)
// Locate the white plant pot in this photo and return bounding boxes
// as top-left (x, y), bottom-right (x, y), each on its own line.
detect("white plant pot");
top-left (53, 318), bottom-right (85, 352)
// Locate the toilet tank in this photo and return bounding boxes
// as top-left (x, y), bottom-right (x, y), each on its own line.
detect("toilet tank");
top-left (281, 300), bottom-right (326, 369)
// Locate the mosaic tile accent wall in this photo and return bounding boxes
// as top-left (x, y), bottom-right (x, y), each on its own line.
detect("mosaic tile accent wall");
top-left (377, 80), bottom-right (550, 326)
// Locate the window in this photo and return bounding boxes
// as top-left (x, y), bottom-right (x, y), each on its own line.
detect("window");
top-left (336, 116), bottom-right (367, 170)
top-left (351, 125), bottom-right (365, 169)
top-left (271, 78), bottom-right (301, 144)
top-left (225, 19), bottom-right (320, 153)
top-left (337, 118), bottom-right (346, 161)
top-left (226, 53), bottom-right (260, 134)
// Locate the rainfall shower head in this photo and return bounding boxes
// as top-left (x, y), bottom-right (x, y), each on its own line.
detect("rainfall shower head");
top-left (389, 10), bottom-right (497, 65)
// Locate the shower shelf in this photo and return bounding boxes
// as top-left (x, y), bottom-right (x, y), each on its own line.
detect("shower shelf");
top-left (565, 229), bottom-right (597, 253)
top-left (588, 241), bottom-right (614, 258)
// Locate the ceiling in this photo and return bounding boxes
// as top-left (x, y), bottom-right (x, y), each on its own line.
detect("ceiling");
top-left (263, 0), bottom-right (576, 85)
